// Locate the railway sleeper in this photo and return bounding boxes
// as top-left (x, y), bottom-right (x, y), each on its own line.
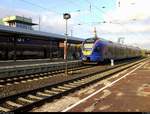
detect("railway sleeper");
top-left (1, 103), bottom-right (15, 111)
top-left (14, 82), bottom-right (20, 85)
top-left (43, 76), bottom-right (50, 79)
top-left (33, 78), bottom-right (39, 81)
top-left (36, 92), bottom-right (52, 97)
top-left (25, 76), bottom-right (30, 78)
top-left (0, 106), bottom-right (10, 112)
top-left (38, 77), bottom-right (44, 80)
top-left (6, 79), bottom-right (12, 81)
top-left (35, 74), bottom-right (39, 77)
top-left (51, 88), bottom-right (66, 92)
top-left (44, 73), bottom-right (48, 75)
top-left (0, 80), bottom-right (5, 82)
top-left (68, 82), bottom-right (83, 86)
top-left (57, 86), bottom-right (72, 90)
top-left (85, 77), bottom-right (96, 81)
top-left (21, 80), bottom-right (27, 83)
top-left (27, 95), bottom-right (43, 100)
top-left (26, 79), bottom-right (33, 82)
top-left (63, 84), bottom-right (78, 88)
top-left (13, 78), bottom-right (18, 80)
top-left (0, 84), bottom-right (4, 87)
top-left (14, 99), bottom-right (28, 106)
top-left (48, 72), bottom-right (51, 75)
top-left (47, 75), bottom-right (53, 78)
top-left (17, 97), bottom-right (34, 104)
top-left (40, 74), bottom-right (44, 76)
top-left (73, 81), bottom-right (86, 84)
top-left (6, 83), bottom-right (13, 86)
top-left (19, 77), bottom-right (24, 79)
top-left (44, 90), bottom-right (59, 95)
top-left (24, 96), bottom-right (37, 101)
top-left (58, 70), bottom-right (63, 73)
top-left (30, 75), bottom-right (35, 78)
top-left (5, 101), bottom-right (23, 108)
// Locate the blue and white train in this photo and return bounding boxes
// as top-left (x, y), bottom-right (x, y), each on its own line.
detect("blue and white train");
top-left (81, 37), bottom-right (142, 63)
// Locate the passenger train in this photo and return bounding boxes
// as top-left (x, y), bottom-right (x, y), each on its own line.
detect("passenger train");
top-left (81, 37), bottom-right (142, 63)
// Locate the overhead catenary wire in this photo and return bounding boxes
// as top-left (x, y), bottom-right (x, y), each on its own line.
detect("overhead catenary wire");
top-left (81, 0), bottom-right (108, 35)
top-left (18, 0), bottom-right (145, 43)
top-left (84, 0), bottom-right (144, 42)
top-left (62, 0), bottom-right (92, 37)
top-left (85, 0), bottom-right (145, 45)
top-left (17, 0), bottom-right (64, 32)
top-left (87, 0), bottom-right (146, 42)
top-left (86, 0), bottom-right (106, 13)
top-left (19, 0), bottom-right (62, 15)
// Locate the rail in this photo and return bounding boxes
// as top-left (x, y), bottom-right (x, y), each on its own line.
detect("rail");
top-left (0, 57), bottom-right (148, 112)
top-left (0, 60), bottom-right (82, 79)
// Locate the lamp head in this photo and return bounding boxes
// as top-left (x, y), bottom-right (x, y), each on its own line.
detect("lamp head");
top-left (63, 13), bottom-right (71, 19)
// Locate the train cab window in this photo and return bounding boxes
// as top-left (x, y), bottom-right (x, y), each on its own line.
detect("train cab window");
top-left (85, 38), bottom-right (96, 43)
top-left (94, 46), bottom-right (100, 52)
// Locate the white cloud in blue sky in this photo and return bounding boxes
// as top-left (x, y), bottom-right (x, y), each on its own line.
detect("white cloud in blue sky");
top-left (0, 0), bottom-right (150, 49)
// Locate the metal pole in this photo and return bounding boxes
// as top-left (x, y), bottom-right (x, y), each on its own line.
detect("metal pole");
top-left (65, 19), bottom-right (68, 76)
top-left (63, 13), bottom-right (71, 76)
top-left (14, 36), bottom-right (17, 61)
top-left (71, 29), bottom-right (73, 37)
top-left (39, 15), bottom-right (41, 31)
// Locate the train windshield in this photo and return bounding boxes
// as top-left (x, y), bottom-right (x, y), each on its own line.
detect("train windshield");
top-left (83, 43), bottom-right (94, 50)
top-left (85, 38), bottom-right (97, 43)
top-left (82, 38), bottom-right (96, 50)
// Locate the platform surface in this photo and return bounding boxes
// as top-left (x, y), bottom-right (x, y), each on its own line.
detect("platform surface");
top-left (0, 58), bottom-right (65, 67)
top-left (66, 60), bottom-right (150, 112)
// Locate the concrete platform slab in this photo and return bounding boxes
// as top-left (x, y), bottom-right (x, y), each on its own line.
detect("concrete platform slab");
top-left (65, 60), bottom-right (150, 112)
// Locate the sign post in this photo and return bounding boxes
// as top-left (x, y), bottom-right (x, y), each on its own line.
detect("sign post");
top-left (63, 13), bottom-right (71, 76)
top-left (111, 59), bottom-right (114, 66)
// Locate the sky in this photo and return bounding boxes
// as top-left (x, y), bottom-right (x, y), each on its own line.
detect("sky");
top-left (0, 0), bottom-right (150, 50)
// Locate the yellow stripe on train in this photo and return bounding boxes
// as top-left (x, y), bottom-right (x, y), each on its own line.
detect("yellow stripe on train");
top-left (82, 50), bottom-right (92, 56)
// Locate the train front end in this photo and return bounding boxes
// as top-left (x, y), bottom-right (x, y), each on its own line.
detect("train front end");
top-left (81, 38), bottom-right (101, 63)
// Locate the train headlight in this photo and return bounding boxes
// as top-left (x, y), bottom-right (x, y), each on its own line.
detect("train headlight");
top-left (82, 56), bottom-right (87, 61)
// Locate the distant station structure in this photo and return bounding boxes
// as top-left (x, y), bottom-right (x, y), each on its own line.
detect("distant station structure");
top-left (0, 16), bottom-right (37, 30)
top-left (0, 15), bottom-right (83, 61)
top-left (145, 50), bottom-right (150, 56)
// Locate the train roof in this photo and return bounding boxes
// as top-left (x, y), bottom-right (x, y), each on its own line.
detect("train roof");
top-left (0, 25), bottom-right (84, 43)
top-left (86, 37), bottom-right (140, 49)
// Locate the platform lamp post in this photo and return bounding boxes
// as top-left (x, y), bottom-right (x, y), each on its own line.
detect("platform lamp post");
top-left (63, 13), bottom-right (71, 76)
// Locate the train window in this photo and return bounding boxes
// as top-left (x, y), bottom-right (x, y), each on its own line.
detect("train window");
top-left (85, 38), bottom-right (97, 43)
top-left (83, 43), bottom-right (94, 49)
top-left (94, 46), bottom-right (100, 52)
top-left (26, 38), bottom-right (30, 41)
top-left (108, 46), bottom-right (113, 54)
top-left (17, 38), bottom-right (24, 42)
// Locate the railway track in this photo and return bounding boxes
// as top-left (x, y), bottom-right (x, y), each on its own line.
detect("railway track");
top-left (0, 65), bottom-right (92, 86)
top-left (0, 58), bottom-right (148, 112)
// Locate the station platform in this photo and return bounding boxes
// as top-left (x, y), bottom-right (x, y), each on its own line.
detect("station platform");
top-left (64, 60), bottom-right (150, 112)
top-left (0, 58), bottom-right (66, 67)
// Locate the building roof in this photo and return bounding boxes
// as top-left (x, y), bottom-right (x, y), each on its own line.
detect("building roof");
top-left (3, 16), bottom-right (37, 25)
top-left (0, 19), bottom-right (4, 25)
top-left (0, 24), bottom-right (84, 43)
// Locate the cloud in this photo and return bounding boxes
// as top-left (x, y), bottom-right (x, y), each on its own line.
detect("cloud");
top-left (0, 5), bottom-right (90, 37)
top-left (99, 0), bottom-right (150, 33)
top-left (0, 1), bottom-right (150, 49)
top-left (106, 0), bottom-right (150, 22)
top-left (86, 0), bottom-right (150, 49)
top-left (0, 6), bottom-right (68, 35)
